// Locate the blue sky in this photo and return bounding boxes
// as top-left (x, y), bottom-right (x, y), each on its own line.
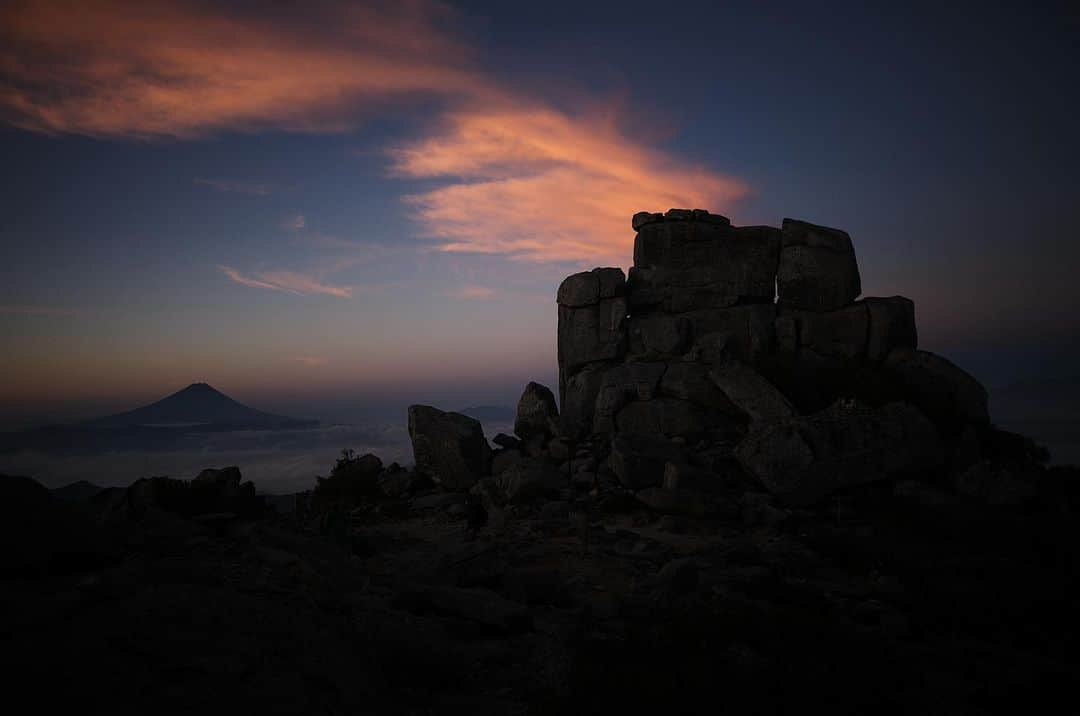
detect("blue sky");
top-left (1, 0), bottom-right (1077, 428)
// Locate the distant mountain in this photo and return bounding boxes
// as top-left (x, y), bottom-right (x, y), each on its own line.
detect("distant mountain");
top-left (0, 383), bottom-right (317, 455)
top-left (52, 480), bottom-right (104, 502)
top-left (458, 405), bottom-right (514, 422)
top-left (86, 383), bottom-right (313, 430)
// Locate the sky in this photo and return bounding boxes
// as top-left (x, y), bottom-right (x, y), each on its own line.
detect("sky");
top-left (1, 0), bottom-right (1078, 430)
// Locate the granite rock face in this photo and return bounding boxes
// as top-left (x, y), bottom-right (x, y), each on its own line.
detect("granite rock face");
top-left (550, 208), bottom-right (992, 505)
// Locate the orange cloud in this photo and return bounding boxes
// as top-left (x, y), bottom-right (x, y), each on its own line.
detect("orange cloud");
top-left (391, 105), bottom-right (749, 263)
top-left (294, 356), bottom-right (329, 367)
top-left (219, 265), bottom-right (352, 298)
top-left (0, 0), bottom-right (483, 138)
top-left (2, 0), bottom-right (751, 265)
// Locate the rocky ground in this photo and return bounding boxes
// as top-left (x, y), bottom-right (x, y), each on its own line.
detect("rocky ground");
top-left (2, 444), bottom-right (1077, 714)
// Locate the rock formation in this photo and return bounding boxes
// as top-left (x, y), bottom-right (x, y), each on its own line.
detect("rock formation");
top-left (556, 209), bottom-right (990, 505)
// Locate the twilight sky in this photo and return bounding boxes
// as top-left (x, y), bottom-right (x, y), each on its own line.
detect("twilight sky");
top-left (1, 0), bottom-right (1077, 429)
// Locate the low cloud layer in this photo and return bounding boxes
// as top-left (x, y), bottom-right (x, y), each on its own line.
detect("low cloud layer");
top-left (1, 0), bottom-right (747, 265)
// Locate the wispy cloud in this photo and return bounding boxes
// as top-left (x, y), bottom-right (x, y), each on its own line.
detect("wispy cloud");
top-left (293, 356), bottom-right (328, 367)
top-left (0, 304), bottom-right (78, 316)
top-left (450, 284), bottom-right (495, 300)
top-left (1, 0), bottom-right (750, 265)
top-left (218, 265), bottom-right (352, 298)
top-left (281, 214), bottom-right (306, 231)
top-left (194, 178), bottom-right (272, 196)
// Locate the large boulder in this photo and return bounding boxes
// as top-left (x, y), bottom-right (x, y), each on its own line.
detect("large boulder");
top-left (629, 218), bottom-right (779, 309)
top-left (313, 452), bottom-right (383, 508)
top-left (883, 348), bottom-right (989, 429)
top-left (777, 219), bottom-right (861, 312)
top-left (556, 267), bottom-right (626, 307)
top-left (407, 405), bottom-right (492, 490)
top-left (734, 401), bottom-right (942, 505)
top-left (709, 360), bottom-right (796, 426)
top-left (514, 381), bottom-right (559, 441)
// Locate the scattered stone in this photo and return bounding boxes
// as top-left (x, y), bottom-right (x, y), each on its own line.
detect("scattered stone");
top-left (408, 405), bottom-right (492, 490)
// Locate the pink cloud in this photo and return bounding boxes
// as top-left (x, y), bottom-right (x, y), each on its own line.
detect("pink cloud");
top-left (218, 265), bottom-right (352, 298)
top-left (0, 0), bottom-right (484, 138)
top-left (2, 0), bottom-right (751, 265)
top-left (293, 356), bottom-right (328, 367)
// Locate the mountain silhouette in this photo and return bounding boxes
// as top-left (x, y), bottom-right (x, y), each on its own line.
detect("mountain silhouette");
top-left (0, 383), bottom-right (316, 455)
top-left (86, 383), bottom-right (312, 429)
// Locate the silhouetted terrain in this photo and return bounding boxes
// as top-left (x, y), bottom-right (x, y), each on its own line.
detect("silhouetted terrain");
top-left (2, 211), bottom-right (1076, 713)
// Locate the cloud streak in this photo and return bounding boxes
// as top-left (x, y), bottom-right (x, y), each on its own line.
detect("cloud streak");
top-left (218, 266), bottom-right (352, 298)
top-left (2, 0), bottom-right (751, 265)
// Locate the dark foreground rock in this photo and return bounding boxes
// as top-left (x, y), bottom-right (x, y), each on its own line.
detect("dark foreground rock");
top-left (2, 455), bottom-right (1077, 714)
top-left (408, 404), bottom-right (492, 490)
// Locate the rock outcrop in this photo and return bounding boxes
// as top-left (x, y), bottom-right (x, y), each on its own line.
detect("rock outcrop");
top-left (555, 208), bottom-right (994, 505)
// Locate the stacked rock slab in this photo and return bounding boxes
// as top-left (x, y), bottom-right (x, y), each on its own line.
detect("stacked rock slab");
top-left (557, 268), bottom-right (628, 438)
top-left (555, 209), bottom-right (994, 504)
